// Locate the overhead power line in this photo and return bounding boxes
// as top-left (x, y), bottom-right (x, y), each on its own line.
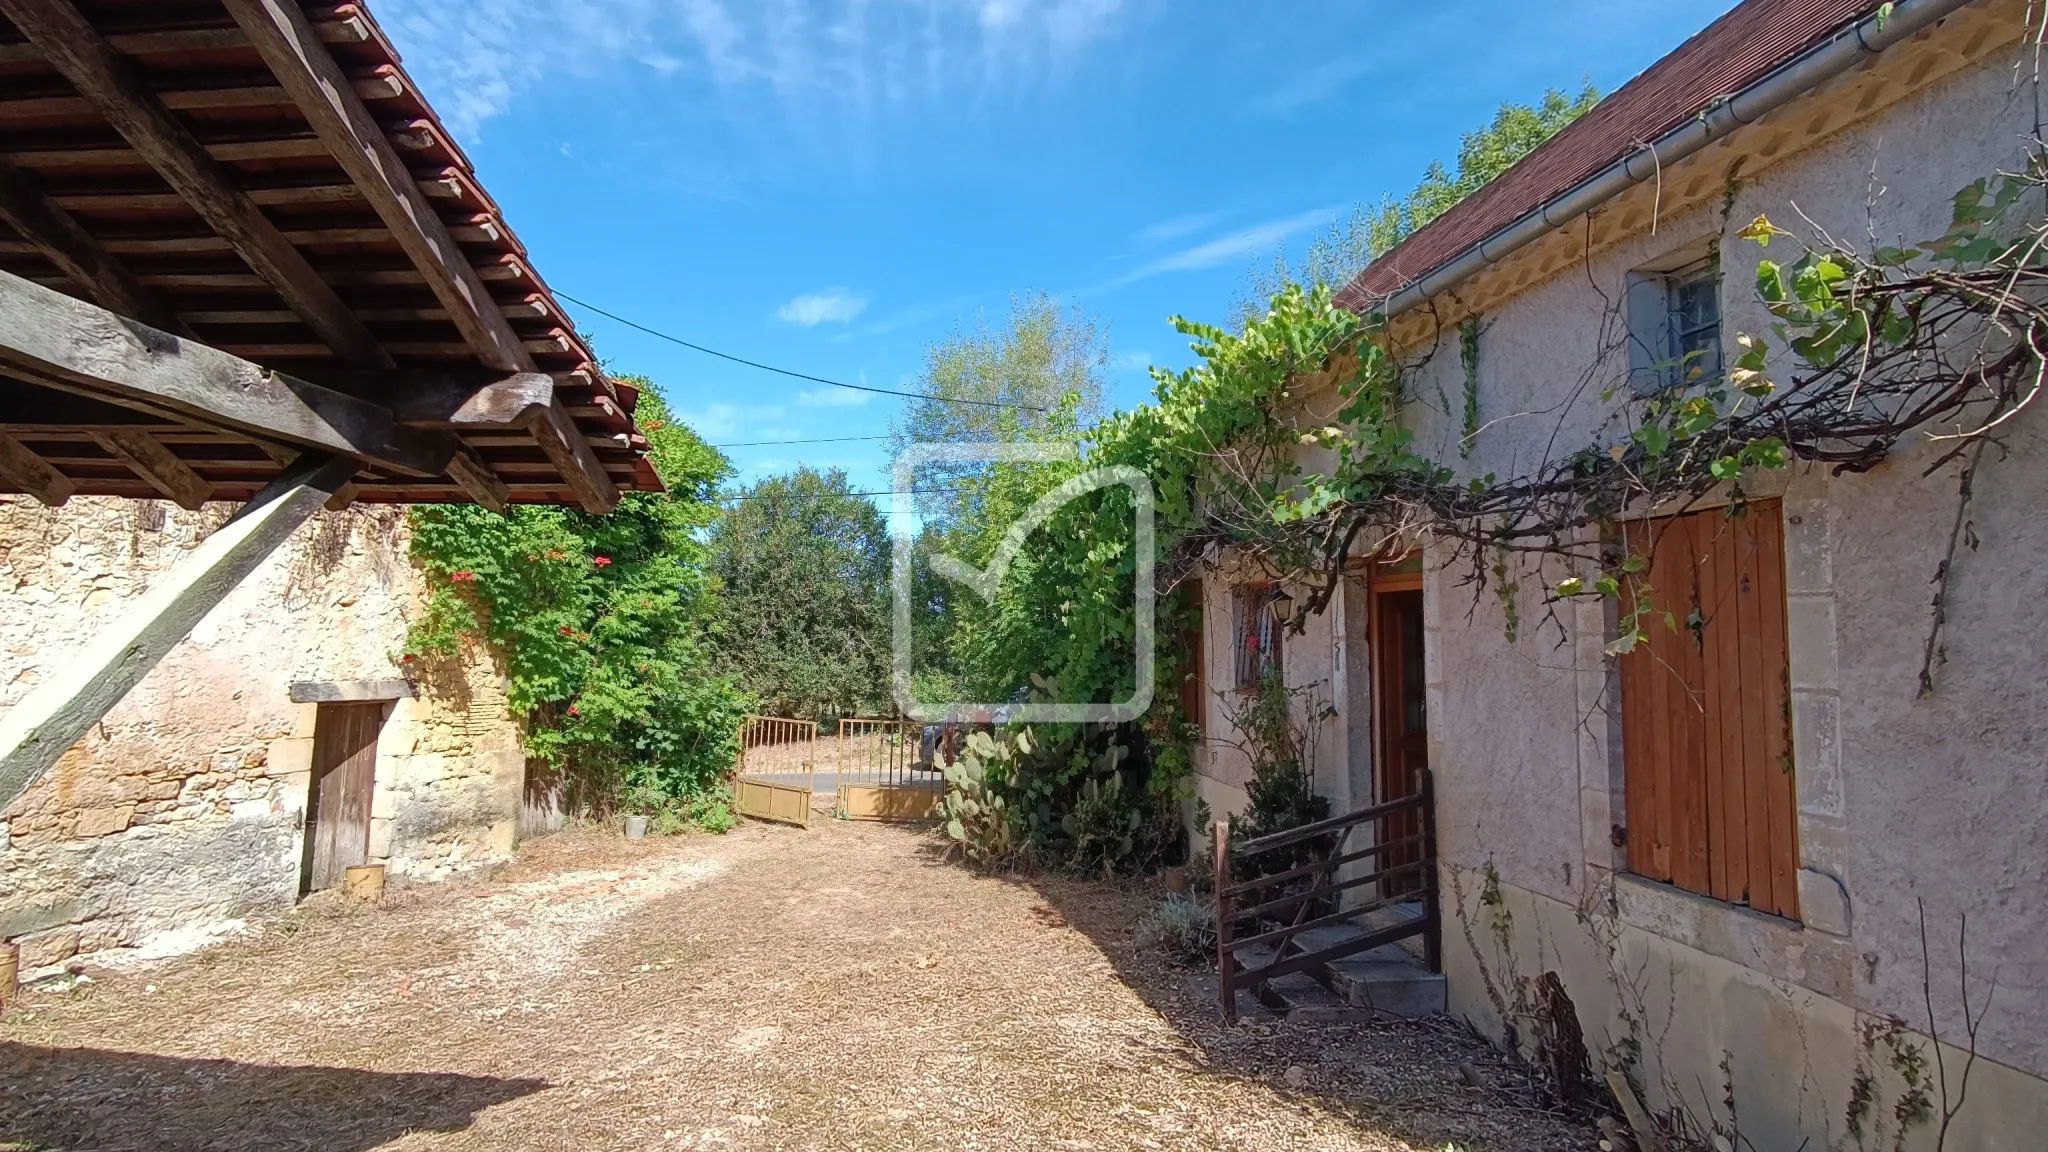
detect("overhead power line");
top-left (556, 291), bottom-right (1047, 412)
top-left (712, 435), bottom-right (892, 448)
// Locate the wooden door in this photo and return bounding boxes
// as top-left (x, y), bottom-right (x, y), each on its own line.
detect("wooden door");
top-left (303, 701), bottom-right (381, 892)
top-left (1371, 563), bottom-right (1428, 895)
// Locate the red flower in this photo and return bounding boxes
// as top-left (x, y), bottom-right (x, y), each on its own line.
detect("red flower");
top-left (559, 625), bottom-right (573, 635)
top-left (400, 653), bottom-right (415, 662)
top-left (567, 704), bottom-right (580, 717)
top-left (592, 555), bottom-right (612, 568)
top-left (450, 570), bottom-right (475, 582)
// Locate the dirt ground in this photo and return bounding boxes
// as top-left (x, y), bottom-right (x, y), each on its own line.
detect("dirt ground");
top-left (0, 817), bottom-right (1595, 1152)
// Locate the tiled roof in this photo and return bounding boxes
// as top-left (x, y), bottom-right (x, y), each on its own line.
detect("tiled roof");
top-left (1339, 0), bottom-right (1882, 307)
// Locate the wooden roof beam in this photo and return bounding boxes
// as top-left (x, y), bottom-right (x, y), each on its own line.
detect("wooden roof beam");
top-left (0, 0), bottom-right (393, 370)
top-left (0, 430), bottom-right (75, 506)
top-left (0, 268), bottom-right (447, 477)
top-left (90, 429), bottom-right (213, 510)
top-left (225, 0), bottom-right (533, 375)
top-left (0, 157), bottom-right (188, 335)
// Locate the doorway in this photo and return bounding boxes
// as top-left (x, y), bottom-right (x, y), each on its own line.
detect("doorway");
top-left (301, 701), bottom-right (383, 893)
top-left (1371, 557), bottom-right (1428, 894)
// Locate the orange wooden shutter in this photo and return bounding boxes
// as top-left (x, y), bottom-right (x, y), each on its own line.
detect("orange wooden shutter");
top-left (1618, 500), bottom-right (1798, 918)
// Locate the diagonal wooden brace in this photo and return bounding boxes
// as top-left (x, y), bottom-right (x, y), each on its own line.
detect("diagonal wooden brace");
top-left (0, 452), bottom-right (358, 810)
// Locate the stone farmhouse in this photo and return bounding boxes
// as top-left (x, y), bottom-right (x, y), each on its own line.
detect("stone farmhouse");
top-left (1188, 0), bottom-right (2046, 1146)
top-left (0, 2), bottom-right (657, 976)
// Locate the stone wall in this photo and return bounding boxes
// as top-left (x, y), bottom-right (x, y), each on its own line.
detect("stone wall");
top-left (0, 496), bottom-right (527, 974)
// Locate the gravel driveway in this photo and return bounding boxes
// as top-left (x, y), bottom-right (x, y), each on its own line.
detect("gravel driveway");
top-left (0, 818), bottom-right (1592, 1151)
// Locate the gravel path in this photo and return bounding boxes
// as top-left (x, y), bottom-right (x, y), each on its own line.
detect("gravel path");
top-left (0, 819), bottom-right (1594, 1151)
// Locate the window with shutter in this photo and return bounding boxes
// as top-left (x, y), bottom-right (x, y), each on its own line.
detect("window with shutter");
top-left (1617, 499), bottom-right (1800, 919)
top-left (1232, 583), bottom-right (1283, 691)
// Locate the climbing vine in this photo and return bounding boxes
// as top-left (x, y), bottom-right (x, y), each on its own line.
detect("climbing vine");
top-left (1222, 160), bottom-right (2046, 663)
top-left (1458, 315), bottom-right (1482, 457)
top-left (404, 385), bottom-right (749, 821)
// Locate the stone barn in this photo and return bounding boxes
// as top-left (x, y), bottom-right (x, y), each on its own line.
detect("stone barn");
top-left (0, 0), bottom-right (659, 975)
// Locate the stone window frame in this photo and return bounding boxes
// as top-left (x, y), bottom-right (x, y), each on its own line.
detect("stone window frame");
top-left (1569, 467), bottom-right (1856, 982)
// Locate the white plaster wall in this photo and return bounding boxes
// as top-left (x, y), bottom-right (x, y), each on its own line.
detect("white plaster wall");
top-left (1391, 45), bottom-right (2048, 1133)
top-left (0, 497), bottom-right (526, 971)
top-left (1191, 560), bottom-right (1355, 822)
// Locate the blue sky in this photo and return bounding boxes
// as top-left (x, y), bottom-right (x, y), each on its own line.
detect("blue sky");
top-left (375, 0), bottom-right (1735, 498)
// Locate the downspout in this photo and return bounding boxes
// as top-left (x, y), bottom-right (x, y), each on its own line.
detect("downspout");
top-left (1377, 0), bottom-right (1981, 320)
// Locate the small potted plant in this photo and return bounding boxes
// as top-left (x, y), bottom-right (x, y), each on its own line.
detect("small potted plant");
top-left (622, 783), bottom-right (660, 840)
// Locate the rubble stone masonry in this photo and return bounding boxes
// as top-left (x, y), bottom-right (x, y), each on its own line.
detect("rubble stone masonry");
top-left (0, 496), bottom-right (526, 974)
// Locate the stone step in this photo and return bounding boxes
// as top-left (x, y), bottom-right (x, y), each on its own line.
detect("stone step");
top-left (1326, 944), bottom-right (1446, 1018)
top-left (1225, 923), bottom-right (1443, 1021)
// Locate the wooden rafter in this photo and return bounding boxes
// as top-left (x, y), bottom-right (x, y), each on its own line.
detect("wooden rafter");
top-left (224, 0), bottom-right (533, 375)
top-left (0, 430), bottom-right (74, 506)
top-left (0, 157), bottom-right (188, 335)
top-left (0, 0), bottom-right (393, 369)
top-left (0, 268), bottom-right (446, 477)
top-left (90, 429), bottom-right (213, 510)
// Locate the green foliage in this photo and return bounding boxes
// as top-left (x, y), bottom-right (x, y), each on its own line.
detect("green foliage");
top-left (938, 728), bottom-right (1023, 867)
top-left (1227, 670), bottom-right (1334, 880)
top-left (405, 384), bottom-right (748, 822)
top-left (936, 717), bottom-right (1181, 875)
top-left (891, 291), bottom-right (1107, 522)
top-left (706, 466), bottom-right (890, 722)
top-left (1134, 891), bottom-right (1217, 960)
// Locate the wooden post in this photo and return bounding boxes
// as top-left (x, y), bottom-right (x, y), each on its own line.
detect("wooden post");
top-left (0, 453), bottom-right (357, 809)
top-left (1212, 816), bottom-right (1234, 1023)
top-left (1420, 767), bottom-right (1443, 974)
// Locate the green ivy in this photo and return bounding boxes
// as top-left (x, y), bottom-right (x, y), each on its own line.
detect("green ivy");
top-left (404, 382), bottom-right (749, 821)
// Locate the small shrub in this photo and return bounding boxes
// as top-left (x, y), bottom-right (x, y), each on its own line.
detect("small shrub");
top-left (1135, 891), bottom-right (1216, 960)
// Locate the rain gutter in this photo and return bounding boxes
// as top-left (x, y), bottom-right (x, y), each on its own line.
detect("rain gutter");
top-left (1377, 0), bottom-right (1981, 320)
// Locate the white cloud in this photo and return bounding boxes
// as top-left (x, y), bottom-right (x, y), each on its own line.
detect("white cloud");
top-left (776, 288), bottom-right (869, 326)
top-left (1091, 207), bottom-right (1339, 293)
top-left (673, 399), bottom-right (787, 440)
top-left (375, 0), bottom-right (1135, 137)
top-left (1248, 57), bottom-right (1375, 116)
top-left (1135, 212), bottom-right (1219, 245)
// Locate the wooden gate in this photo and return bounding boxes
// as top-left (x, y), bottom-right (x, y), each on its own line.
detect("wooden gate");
top-left (733, 715), bottom-right (817, 828)
top-left (836, 718), bottom-right (941, 821)
top-left (303, 701), bottom-right (381, 893)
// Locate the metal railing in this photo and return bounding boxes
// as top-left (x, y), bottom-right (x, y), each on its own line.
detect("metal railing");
top-left (1213, 769), bottom-right (1440, 1023)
